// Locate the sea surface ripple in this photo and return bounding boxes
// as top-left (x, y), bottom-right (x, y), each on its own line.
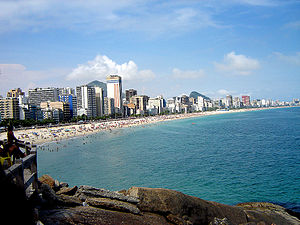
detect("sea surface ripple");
top-left (38, 107), bottom-right (300, 212)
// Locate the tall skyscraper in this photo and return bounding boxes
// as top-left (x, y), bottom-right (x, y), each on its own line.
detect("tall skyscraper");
top-left (104, 97), bottom-right (115, 115)
top-left (7, 88), bottom-right (25, 98)
top-left (106, 75), bottom-right (122, 113)
top-left (76, 85), bottom-right (96, 118)
top-left (130, 95), bottom-right (149, 114)
top-left (233, 97), bottom-right (241, 108)
top-left (58, 87), bottom-right (75, 96)
top-left (59, 94), bottom-right (77, 118)
top-left (28, 87), bottom-right (59, 106)
top-left (0, 98), bottom-right (20, 120)
top-left (198, 96), bottom-right (205, 111)
top-left (94, 87), bottom-right (104, 117)
top-left (40, 101), bottom-right (70, 121)
top-left (226, 95), bottom-right (233, 108)
top-left (125, 89), bottom-right (137, 102)
top-left (242, 95), bottom-right (251, 107)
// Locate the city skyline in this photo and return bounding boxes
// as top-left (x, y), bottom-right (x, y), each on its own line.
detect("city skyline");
top-left (0, 1), bottom-right (300, 100)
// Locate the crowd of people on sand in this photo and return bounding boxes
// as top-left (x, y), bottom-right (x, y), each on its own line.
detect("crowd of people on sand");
top-left (0, 108), bottom-right (268, 149)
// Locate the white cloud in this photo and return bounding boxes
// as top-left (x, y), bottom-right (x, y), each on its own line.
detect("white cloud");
top-left (284, 21), bottom-right (300, 30)
top-left (0, 0), bottom-right (294, 34)
top-left (0, 0), bottom-right (219, 35)
top-left (217, 89), bottom-right (230, 96)
top-left (172, 68), bottom-right (205, 79)
top-left (0, 64), bottom-right (69, 95)
top-left (274, 52), bottom-right (300, 65)
top-left (67, 55), bottom-right (155, 83)
top-left (232, 0), bottom-right (278, 6)
top-left (215, 51), bottom-right (260, 75)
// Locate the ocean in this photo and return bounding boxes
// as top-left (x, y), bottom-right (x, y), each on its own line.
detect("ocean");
top-left (37, 107), bottom-right (300, 212)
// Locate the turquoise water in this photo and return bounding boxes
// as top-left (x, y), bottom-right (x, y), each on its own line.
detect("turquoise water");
top-left (38, 107), bottom-right (300, 212)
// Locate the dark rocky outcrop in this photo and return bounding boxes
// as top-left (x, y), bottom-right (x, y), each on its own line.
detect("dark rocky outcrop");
top-left (74, 185), bottom-right (139, 204)
top-left (39, 174), bottom-right (55, 189)
top-left (86, 197), bottom-right (141, 214)
top-left (237, 202), bottom-right (300, 225)
top-left (35, 175), bottom-right (300, 225)
top-left (56, 186), bottom-right (78, 196)
top-left (128, 186), bottom-right (247, 225)
top-left (40, 207), bottom-right (170, 225)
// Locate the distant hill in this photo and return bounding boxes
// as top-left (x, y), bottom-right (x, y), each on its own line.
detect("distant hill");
top-left (189, 91), bottom-right (210, 100)
top-left (87, 80), bottom-right (107, 97)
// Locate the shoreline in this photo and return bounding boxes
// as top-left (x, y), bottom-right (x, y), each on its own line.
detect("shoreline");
top-left (0, 106), bottom-right (294, 146)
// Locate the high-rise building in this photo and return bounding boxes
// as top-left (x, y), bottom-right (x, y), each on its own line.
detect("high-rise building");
top-left (242, 95), bottom-right (251, 107)
top-left (76, 85), bottom-right (96, 118)
top-left (40, 101), bottom-right (70, 121)
top-left (28, 87), bottom-right (59, 106)
top-left (130, 95), bottom-right (149, 114)
top-left (181, 95), bottom-right (189, 105)
top-left (59, 95), bottom-right (77, 118)
top-left (7, 88), bottom-right (25, 98)
top-left (58, 87), bottom-right (75, 96)
top-left (19, 104), bottom-right (30, 120)
top-left (104, 97), bottom-right (115, 115)
top-left (233, 97), bottom-right (241, 108)
top-left (125, 89), bottom-right (137, 102)
top-left (0, 98), bottom-right (20, 120)
top-left (94, 87), bottom-right (104, 117)
top-left (198, 96), bottom-right (205, 111)
top-left (107, 75), bottom-right (122, 113)
top-left (225, 95), bottom-right (233, 108)
top-left (147, 96), bottom-right (164, 115)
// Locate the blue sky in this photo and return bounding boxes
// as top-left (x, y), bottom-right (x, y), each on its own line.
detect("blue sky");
top-left (0, 0), bottom-right (299, 100)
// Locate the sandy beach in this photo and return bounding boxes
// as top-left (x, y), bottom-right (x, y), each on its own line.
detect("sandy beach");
top-left (0, 107), bottom-right (281, 145)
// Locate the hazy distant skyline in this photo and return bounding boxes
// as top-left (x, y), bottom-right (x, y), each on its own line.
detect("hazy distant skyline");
top-left (0, 0), bottom-right (299, 100)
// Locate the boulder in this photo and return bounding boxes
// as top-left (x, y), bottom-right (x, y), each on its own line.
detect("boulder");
top-left (56, 186), bottom-right (78, 196)
top-left (39, 183), bottom-right (58, 207)
top-left (39, 175), bottom-right (55, 189)
top-left (209, 217), bottom-right (232, 225)
top-left (57, 194), bottom-right (82, 207)
top-left (86, 197), bottom-right (141, 214)
top-left (39, 206), bottom-right (171, 225)
top-left (60, 182), bottom-right (69, 188)
top-left (128, 187), bottom-right (248, 225)
top-left (75, 185), bottom-right (139, 204)
top-left (237, 202), bottom-right (300, 225)
top-left (54, 179), bottom-right (60, 191)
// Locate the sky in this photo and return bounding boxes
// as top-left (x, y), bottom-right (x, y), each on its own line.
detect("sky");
top-left (0, 0), bottom-right (300, 100)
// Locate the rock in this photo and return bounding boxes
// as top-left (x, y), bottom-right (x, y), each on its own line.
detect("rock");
top-left (166, 214), bottom-right (193, 225)
top-left (39, 175), bottom-right (55, 189)
top-left (57, 194), bottom-right (82, 207)
top-left (56, 186), bottom-right (78, 196)
top-left (54, 179), bottom-right (60, 191)
top-left (86, 197), bottom-right (141, 214)
top-left (39, 206), bottom-right (171, 225)
top-left (237, 202), bottom-right (300, 225)
top-left (127, 187), bottom-right (248, 225)
top-left (39, 183), bottom-right (58, 207)
top-left (118, 189), bottom-right (128, 195)
top-left (36, 185), bottom-right (300, 225)
top-left (60, 182), bottom-right (69, 188)
top-left (209, 217), bottom-right (232, 225)
top-left (75, 185), bottom-right (139, 204)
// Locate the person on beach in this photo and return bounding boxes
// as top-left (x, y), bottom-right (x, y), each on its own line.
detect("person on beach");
top-left (6, 125), bottom-right (26, 160)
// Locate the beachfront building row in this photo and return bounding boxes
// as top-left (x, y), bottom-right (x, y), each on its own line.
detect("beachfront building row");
top-left (2, 80), bottom-right (300, 122)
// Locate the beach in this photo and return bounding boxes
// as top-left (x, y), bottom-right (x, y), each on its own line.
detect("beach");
top-left (0, 107), bottom-right (279, 145)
